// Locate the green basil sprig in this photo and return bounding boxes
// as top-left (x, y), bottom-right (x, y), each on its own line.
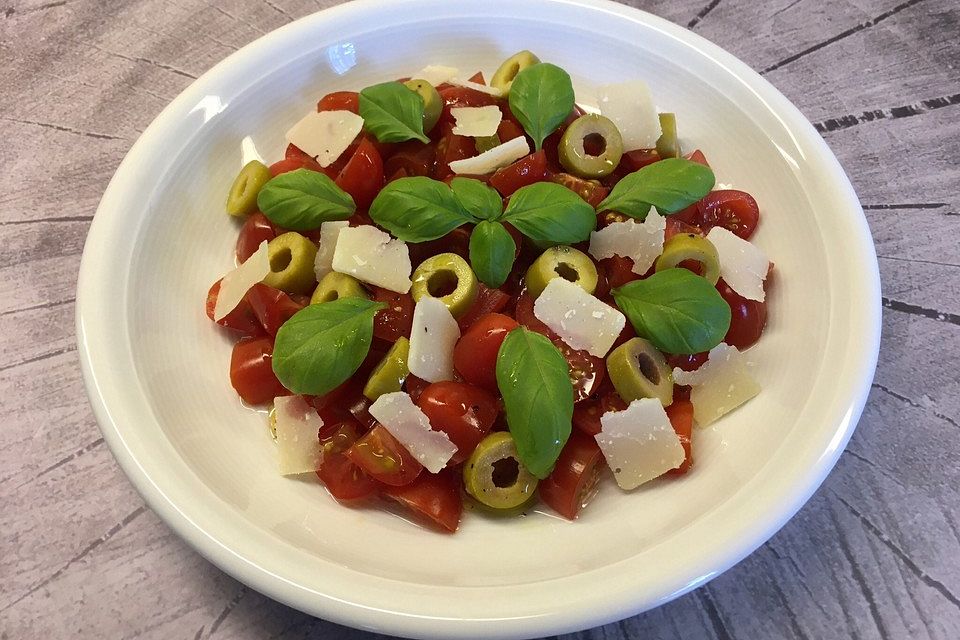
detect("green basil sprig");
top-left (272, 298), bottom-right (386, 395)
top-left (500, 182), bottom-right (595, 245)
top-left (612, 268), bottom-right (730, 354)
top-left (359, 81), bottom-right (430, 144)
top-left (496, 327), bottom-right (574, 479)
top-left (256, 168), bottom-right (356, 231)
top-left (469, 221), bottom-right (516, 288)
top-left (508, 63), bottom-right (575, 151)
top-left (368, 176), bottom-right (475, 242)
top-left (450, 177), bottom-right (503, 221)
top-left (597, 157), bottom-right (715, 218)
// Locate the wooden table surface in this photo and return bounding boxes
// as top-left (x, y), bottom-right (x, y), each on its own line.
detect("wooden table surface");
top-left (2, 0), bottom-right (958, 638)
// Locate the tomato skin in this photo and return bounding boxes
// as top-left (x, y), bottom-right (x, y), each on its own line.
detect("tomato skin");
top-left (368, 287), bottom-right (414, 342)
top-left (665, 216), bottom-right (703, 240)
top-left (538, 430), bottom-right (605, 520)
top-left (269, 158), bottom-right (321, 177)
top-left (717, 278), bottom-right (767, 349)
top-left (345, 425), bottom-right (423, 486)
top-left (236, 212), bottom-right (280, 263)
top-left (497, 119), bottom-right (525, 142)
top-left (489, 150), bottom-right (550, 197)
top-left (599, 255), bottom-right (640, 290)
top-left (229, 336), bottom-right (289, 404)
top-left (383, 140), bottom-right (435, 178)
top-left (620, 148), bottom-right (661, 173)
top-left (380, 467), bottom-right (463, 532)
top-left (416, 381), bottom-right (500, 464)
top-left (335, 137), bottom-right (384, 209)
top-left (409, 227), bottom-right (471, 267)
top-left (206, 280), bottom-right (266, 337)
top-left (433, 123), bottom-right (476, 181)
top-left (245, 283), bottom-right (305, 337)
top-left (317, 421), bottom-right (378, 501)
top-left (550, 173), bottom-right (610, 208)
top-left (453, 313), bottom-right (519, 391)
top-left (572, 400), bottom-right (604, 436)
top-left (665, 400), bottom-right (694, 476)
top-left (696, 190), bottom-right (760, 239)
top-left (317, 91), bottom-right (360, 114)
top-left (438, 86), bottom-right (499, 127)
top-left (457, 283), bottom-right (511, 331)
top-left (685, 149), bottom-right (710, 167)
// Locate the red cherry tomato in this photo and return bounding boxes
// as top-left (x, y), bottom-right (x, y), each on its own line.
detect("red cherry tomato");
top-left (497, 119), bottom-right (525, 142)
top-left (345, 424), bottom-right (423, 486)
top-left (229, 336), bottom-right (289, 404)
top-left (696, 190), bottom-right (760, 239)
top-left (236, 212), bottom-right (280, 263)
top-left (664, 216), bottom-right (703, 240)
top-left (416, 381), bottom-right (500, 464)
top-left (514, 288), bottom-right (555, 337)
top-left (538, 430), bottom-right (605, 520)
top-left (317, 421), bottom-right (378, 501)
top-left (466, 71), bottom-right (485, 84)
top-left (409, 227), bottom-right (472, 267)
top-left (380, 467), bottom-right (463, 532)
top-left (453, 313), bottom-right (519, 391)
top-left (457, 284), bottom-right (512, 331)
top-left (404, 375), bottom-right (430, 403)
top-left (717, 278), bottom-right (768, 349)
top-left (550, 173), bottom-right (610, 208)
top-left (619, 148), bottom-right (661, 173)
top-left (245, 283), bottom-right (305, 337)
top-left (370, 287), bottom-right (414, 342)
top-left (438, 86), bottom-right (498, 127)
top-left (665, 399), bottom-right (694, 476)
top-left (433, 123), bottom-right (476, 181)
top-left (335, 137), bottom-right (384, 209)
top-left (489, 150), bottom-right (549, 197)
top-left (205, 280), bottom-right (265, 337)
top-left (383, 140), bottom-right (436, 178)
top-left (269, 158), bottom-right (322, 177)
top-left (685, 149), bottom-right (710, 167)
top-left (572, 400), bottom-right (604, 436)
top-left (317, 90), bottom-right (360, 114)
top-left (599, 255), bottom-right (640, 290)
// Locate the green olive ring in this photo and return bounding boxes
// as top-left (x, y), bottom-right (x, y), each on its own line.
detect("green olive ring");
top-left (654, 233), bottom-right (721, 285)
top-left (411, 253), bottom-right (479, 318)
top-left (310, 272), bottom-right (370, 305)
top-left (363, 337), bottom-right (410, 401)
top-left (655, 113), bottom-right (680, 159)
top-left (403, 79), bottom-right (442, 134)
top-left (490, 50), bottom-right (541, 94)
top-left (226, 160), bottom-right (271, 217)
top-left (263, 232), bottom-right (319, 295)
top-left (606, 337), bottom-right (674, 407)
top-left (463, 432), bottom-right (539, 510)
top-left (558, 114), bottom-right (624, 179)
top-left (525, 245), bottom-right (599, 298)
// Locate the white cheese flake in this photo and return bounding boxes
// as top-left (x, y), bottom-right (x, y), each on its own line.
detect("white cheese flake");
top-left (588, 212), bottom-right (666, 275)
top-left (274, 395), bottom-right (324, 476)
top-left (448, 136), bottom-right (530, 175)
top-left (408, 297), bottom-right (460, 383)
top-left (331, 225), bottom-right (412, 293)
top-left (706, 226), bottom-right (769, 302)
top-left (595, 398), bottom-right (685, 490)
top-left (597, 80), bottom-right (662, 151)
top-left (313, 221), bottom-right (349, 282)
top-left (213, 240), bottom-right (269, 321)
top-left (672, 343), bottom-right (760, 426)
top-left (285, 110), bottom-right (364, 168)
top-left (415, 65), bottom-right (460, 86)
top-left (451, 105), bottom-right (503, 137)
top-left (368, 392), bottom-right (458, 473)
top-left (449, 77), bottom-right (504, 97)
top-left (533, 279), bottom-right (626, 357)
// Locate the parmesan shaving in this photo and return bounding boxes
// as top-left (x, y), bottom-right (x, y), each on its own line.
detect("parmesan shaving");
top-left (331, 225), bottom-right (412, 293)
top-left (596, 81), bottom-right (662, 151)
top-left (368, 392), bottom-right (458, 473)
top-left (596, 398), bottom-right (685, 490)
top-left (672, 343), bottom-right (760, 426)
top-left (408, 297), bottom-right (460, 383)
top-left (274, 395), bottom-right (324, 476)
top-left (588, 212), bottom-right (666, 275)
top-left (448, 136), bottom-right (530, 175)
top-left (213, 240), bottom-right (269, 321)
top-left (706, 226), bottom-right (769, 302)
top-left (451, 105), bottom-right (502, 137)
top-left (285, 110), bottom-right (364, 168)
top-left (533, 278), bottom-right (626, 357)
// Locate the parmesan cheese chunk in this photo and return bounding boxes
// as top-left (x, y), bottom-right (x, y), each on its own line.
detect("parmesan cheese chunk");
top-left (449, 78), bottom-right (504, 97)
top-left (285, 110), bottom-right (364, 168)
top-left (313, 221), bottom-right (349, 282)
top-left (533, 278), bottom-right (626, 357)
top-left (588, 212), bottom-right (666, 275)
top-left (448, 136), bottom-right (530, 175)
top-left (274, 395), bottom-right (324, 476)
top-left (369, 392), bottom-right (458, 473)
top-left (451, 105), bottom-right (503, 137)
top-left (415, 65), bottom-right (459, 86)
top-left (706, 226), bottom-right (769, 302)
top-left (596, 81), bottom-right (662, 151)
top-left (672, 343), bottom-right (760, 426)
top-left (408, 297), bottom-right (460, 383)
top-left (213, 240), bottom-right (269, 321)
top-left (331, 225), bottom-right (412, 293)
top-left (596, 398), bottom-right (685, 490)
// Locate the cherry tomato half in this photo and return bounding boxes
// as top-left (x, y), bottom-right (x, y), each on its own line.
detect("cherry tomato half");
top-left (345, 424), bottom-right (423, 486)
top-left (717, 278), bottom-right (767, 349)
top-left (489, 149), bottom-right (549, 197)
top-left (417, 381), bottom-right (500, 464)
top-left (206, 279), bottom-right (265, 337)
top-left (317, 90), bottom-right (360, 114)
top-left (551, 172), bottom-right (610, 208)
top-left (380, 467), bottom-right (463, 532)
top-left (383, 140), bottom-right (435, 178)
top-left (456, 283), bottom-right (511, 330)
top-left (438, 86), bottom-right (499, 128)
top-left (696, 190), bottom-right (760, 239)
top-left (229, 336), bottom-right (289, 404)
top-left (370, 286), bottom-right (415, 342)
top-left (317, 421), bottom-right (378, 501)
top-left (236, 212), bottom-right (280, 264)
top-left (665, 399), bottom-right (694, 476)
top-left (335, 137), bottom-right (384, 209)
top-left (269, 158), bottom-right (321, 177)
top-left (433, 123), bottom-right (476, 181)
top-left (245, 283), bottom-right (305, 337)
top-left (538, 430), bottom-right (605, 520)
top-left (453, 313), bottom-right (519, 391)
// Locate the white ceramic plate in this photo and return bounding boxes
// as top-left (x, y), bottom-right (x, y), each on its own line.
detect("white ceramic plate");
top-left (76, 0), bottom-right (881, 637)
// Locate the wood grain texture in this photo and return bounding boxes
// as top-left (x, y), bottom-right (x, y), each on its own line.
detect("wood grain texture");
top-left (1, 0), bottom-right (958, 638)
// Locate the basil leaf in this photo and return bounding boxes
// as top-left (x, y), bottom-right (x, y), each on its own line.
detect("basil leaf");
top-left (272, 298), bottom-right (386, 395)
top-left (597, 158), bottom-right (715, 217)
top-left (359, 81), bottom-right (430, 144)
top-left (501, 182), bottom-right (596, 245)
top-left (451, 177), bottom-right (503, 221)
top-left (496, 327), bottom-right (574, 479)
top-left (612, 268), bottom-right (730, 354)
top-left (508, 63), bottom-right (575, 151)
top-left (469, 221), bottom-right (516, 288)
top-left (369, 176), bottom-right (474, 242)
top-left (256, 168), bottom-right (356, 231)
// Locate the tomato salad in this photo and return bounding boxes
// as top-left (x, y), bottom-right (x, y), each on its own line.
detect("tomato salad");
top-left (206, 51), bottom-right (771, 532)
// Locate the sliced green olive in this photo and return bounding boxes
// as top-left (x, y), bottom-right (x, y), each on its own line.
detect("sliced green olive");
top-left (655, 233), bottom-right (721, 285)
top-left (463, 432), bottom-right (539, 510)
top-left (411, 252), bottom-right (478, 318)
top-left (558, 114), bottom-right (624, 179)
top-left (475, 134), bottom-right (501, 154)
top-left (263, 232), bottom-right (318, 295)
top-left (267, 406), bottom-right (278, 440)
top-left (490, 50), bottom-right (541, 94)
top-left (655, 113), bottom-right (680, 159)
top-left (525, 246), bottom-right (598, 298)
top-left (310, 272), bottom-right (370, 304)
top-left (226, 160), bottom-right (271, 217)
top-left (606, 338), bottom-right (673, 407)
top-left (363, 337), bottom-right (410, 401)
top-left (403, 79), bottom-right (442, 134)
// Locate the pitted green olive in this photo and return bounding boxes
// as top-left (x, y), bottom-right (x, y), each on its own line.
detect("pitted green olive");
top-left (364, 337), bottom-right (410, 401)
top-left (524, 246), bottom-right (598, 298)
top-left (403, 79), bottom-right (442, 134)
top-left (411, 252), bottom-right (478, 318)
top-left (310, 272), bottom-right (370, 304)
top-left (474, 134), bottom-right (501, 154)
top-left (655, 233), bottom-right (721, 285)
top-left (264, 232), bottom-right (318, 295)
top-left (490, 50), bottom-right (541, 94)
top-left (463, 432), bottom-right (538, 510)
top-left (655, 113), bottom-right (680, 159)
top-left (606, 338), bottom-right (673, 407)
top-left (226, 160), bottom-right (271, 217)
top-left (558, 114), bottom-right (624, 179)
